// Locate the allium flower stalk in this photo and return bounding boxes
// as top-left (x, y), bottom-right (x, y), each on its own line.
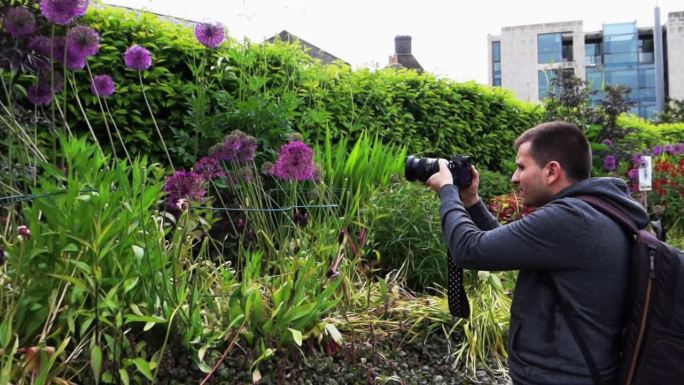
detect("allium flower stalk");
top-left (124, 44), bottom-right (152, 70)
top-left (90, 74), bottom-right (115, 97)
top-left (194, 22), bottom-right (225, 48)
top-left (163, 170), bottom-right (206, 209)
top-left (271, 141), bottom-right (316, 181)
top-left (4, 7), bottom-right (37, 38)
top-left (603, 155), bottom-right (617, 172)
top-left (66, 25), bottom-right (99, 58)
top-left (40, 0), bottom-right (89, 25)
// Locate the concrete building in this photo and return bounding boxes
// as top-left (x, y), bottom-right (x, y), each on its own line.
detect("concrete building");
top-left (488, 9), bottom-right (684, 118)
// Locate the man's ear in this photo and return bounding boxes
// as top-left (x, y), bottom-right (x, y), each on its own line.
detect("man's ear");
top-left (545, 161), bottom-right (563, 185)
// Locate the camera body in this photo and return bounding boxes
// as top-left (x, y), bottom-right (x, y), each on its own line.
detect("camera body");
top-left (405, 154), bottom-right (473, 188)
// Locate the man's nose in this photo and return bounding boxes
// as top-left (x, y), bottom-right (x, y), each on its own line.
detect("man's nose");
top-left (511, 170), bottom-right (519, 184)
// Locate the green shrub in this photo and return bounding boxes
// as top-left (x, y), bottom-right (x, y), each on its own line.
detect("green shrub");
top-left (6, 6), bottom-right (543, 172)
top-left (363, 181), bottom-right (447, 291)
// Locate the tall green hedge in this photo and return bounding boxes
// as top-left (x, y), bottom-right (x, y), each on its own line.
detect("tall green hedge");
top-left (18, 6), bottom-right (546, 170)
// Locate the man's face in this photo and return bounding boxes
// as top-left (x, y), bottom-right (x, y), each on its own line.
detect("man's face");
top-left (511, 141), bottom-right (552, 207)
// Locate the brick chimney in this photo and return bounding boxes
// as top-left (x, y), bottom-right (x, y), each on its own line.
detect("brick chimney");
top-left (387, 35), bottom-right (423, 72)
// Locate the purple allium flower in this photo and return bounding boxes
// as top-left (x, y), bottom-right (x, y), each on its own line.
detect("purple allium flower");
top-left (632, 154), bottom-right (643, 166)
top-left (90, 74), bottom-right (115, 97)
top-left (209, 130), bottom-right (258, 163)
top-left (627, 168), bottom-right (639, 180)
top-left (601, 139), bottom-right (613, 147)
top-left (51, 36), bottom-right (87, 69)
top-left (664, 144), bottom-right (673, 154)
top-left (652, 145), bottom-right (663, 156)
top-left (603, 155), bottom-right (617, 171)
top-left (163, 170), bottom-right (206, 209)
top-left (66, 25), bottom-right (99, 58)
top-left (27, 83), bottom-right (53, 106)
top-left (0, 245), bottom-right (4, 266)
top-left (271, 141), bottom-right (316, 181)
top-left (37, 71), bottom-right (64, 94)
top-left (3, 7), bottom-right (37, 38)
top-left (194, 22), bottom-right (225, 48)
top-left (673, 143), bottom-right (684, 155)
top-left (28, 36), bottom-right (53, 69)
top-left (193, 156), bottom-right (225, 181)
top-left (124, 44), bottom-right (152, 70)
top-left (40, 0), bottom-right (89, 26)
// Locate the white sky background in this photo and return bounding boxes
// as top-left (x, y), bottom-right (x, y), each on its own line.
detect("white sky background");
top-left (102, 0), bottom-right (682, 84)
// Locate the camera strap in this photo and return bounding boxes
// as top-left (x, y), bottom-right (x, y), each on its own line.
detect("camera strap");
top-left (447, 252), bottom-right (470, 318)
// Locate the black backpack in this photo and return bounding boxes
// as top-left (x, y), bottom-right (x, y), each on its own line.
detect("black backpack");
top-left (544, 195), bottom-right (684, 385)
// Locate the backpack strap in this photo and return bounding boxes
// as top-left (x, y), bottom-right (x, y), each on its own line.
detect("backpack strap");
top-left (543, 274), bottom-right (607, 385)
top-left (542, 194), bottom-right (638, 385)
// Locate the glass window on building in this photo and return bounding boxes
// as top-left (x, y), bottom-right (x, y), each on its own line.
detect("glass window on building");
top-left (639, 68), bottom-right (655, 89)
top-left (492, 41), bottom-right (502, 86)
top-left (605, 69), bottom-right (638, 94)
top-left (586, 69), bottom-right (604, 92)
top-left (638, 36), bottom-right (654, 64)
top-left (585, 41), bottom-right (602, 65)
top-left (538, 33), bottom-right (562, 63)
top-left (603, 22), bottom-right (638, 66)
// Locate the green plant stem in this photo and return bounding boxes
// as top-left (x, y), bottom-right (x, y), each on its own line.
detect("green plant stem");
top-left (67, 74), bottom-right (104, 157)
top-left (138, 71), bottom-right (175, 172)
top-left (85, 62), bottom-right (118, 160)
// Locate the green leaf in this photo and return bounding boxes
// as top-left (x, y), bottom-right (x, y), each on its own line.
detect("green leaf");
top-left (289, 328), bottom-right (303, 346)
top-left (131, 358), bottom-right (154, 381)
top-left (91, 345), bottom-right (103, 382)
top-left (118, 369), bottom-right (130, 385)
top-left (132, 245), bottom-right (145, 258)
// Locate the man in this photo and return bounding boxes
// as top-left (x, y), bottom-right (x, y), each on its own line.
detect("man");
top-left (426, 121), bottom-right (649, 385)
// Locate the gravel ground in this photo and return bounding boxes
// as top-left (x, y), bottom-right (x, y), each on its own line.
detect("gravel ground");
top-left (157, 331), bottom-right (511, 385)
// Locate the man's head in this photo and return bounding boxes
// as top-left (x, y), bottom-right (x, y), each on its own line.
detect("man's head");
top-left (512, 121), bottom-right (591, 207)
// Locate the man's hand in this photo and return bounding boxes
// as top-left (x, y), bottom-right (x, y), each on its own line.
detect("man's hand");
top-left (425, 159), bottom-right (453, 193)
top-left (459, 166), bottom-right (481, 207)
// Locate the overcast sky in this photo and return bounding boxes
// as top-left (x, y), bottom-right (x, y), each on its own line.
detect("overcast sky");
top-left (103, 0), bottom-right (681, 84)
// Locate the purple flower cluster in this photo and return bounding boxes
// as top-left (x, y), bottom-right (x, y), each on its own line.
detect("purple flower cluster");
top-left (603, 155), bottom-right (617, 172)
top-left (124, 45), bottom-right (152, 71)
top-left (209, 130), bottom-right (258, 164)
top-left (0, 245), bottom-right (4, 266)
top-left (271, 140), bottom-right (316, 181)
top-left (194, 22), bottom-right (225, 48)
top-left (163, 170), bottom-right (206, 209)
top-left (4, 7), bottom-right (36, 38)
top-left (193, 156), bottom-right (226, 181)
top-left (91, 74), bottom-right (115, 97)
top-left (39, 0), bottom-right (89, 26)
top-left (28, 83), bottom-right (54, 106)
top-left (66, 25), bottom-right (99, 58)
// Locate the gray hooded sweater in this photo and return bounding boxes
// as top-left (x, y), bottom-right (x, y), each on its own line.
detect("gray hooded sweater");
top-left (439, 177), bottom-right (650, 385)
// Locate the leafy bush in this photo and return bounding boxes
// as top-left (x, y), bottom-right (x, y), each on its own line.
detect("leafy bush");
top-left (4, 5), bottom-right (543, 172)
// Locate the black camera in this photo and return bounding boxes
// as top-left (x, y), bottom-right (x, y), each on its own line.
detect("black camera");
top-left (404, 155), bottom-right (473, 188)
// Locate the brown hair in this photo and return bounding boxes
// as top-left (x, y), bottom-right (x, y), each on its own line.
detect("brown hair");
top-left (514, 121), bottom-right (592, 181)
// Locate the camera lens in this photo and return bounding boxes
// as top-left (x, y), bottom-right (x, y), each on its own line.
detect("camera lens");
top-left (405, 155), bottom-right (439, 182)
